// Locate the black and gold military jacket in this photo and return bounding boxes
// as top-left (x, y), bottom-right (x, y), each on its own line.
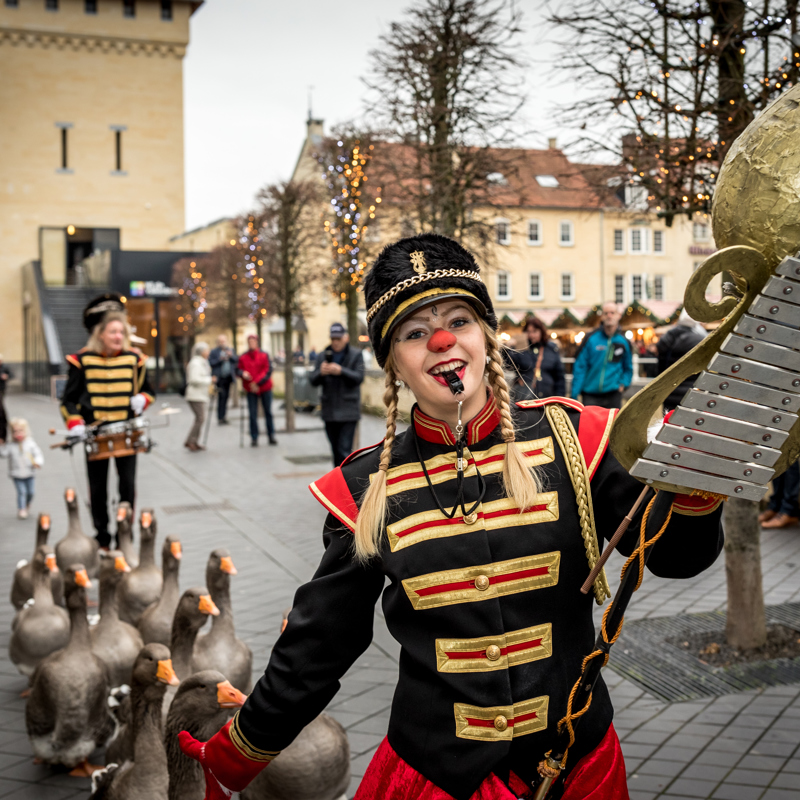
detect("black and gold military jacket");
top-left (60, 349), bottom-right (155, 427)
top-left (236, 396), bottom-right (723, 800)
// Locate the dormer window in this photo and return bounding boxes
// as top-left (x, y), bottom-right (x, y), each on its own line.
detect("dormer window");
top-left (535, 175), bottom-right (559, 188)
top-left (487, 172), bottom-right (507, 185)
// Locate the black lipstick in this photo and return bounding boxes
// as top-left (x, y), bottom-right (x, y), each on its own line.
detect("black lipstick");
top-left (442, 370), bottom-right (464, 395)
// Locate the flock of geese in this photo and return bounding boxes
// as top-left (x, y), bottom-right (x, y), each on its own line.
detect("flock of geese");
top-left (8, 488), bottom-right (351, 800)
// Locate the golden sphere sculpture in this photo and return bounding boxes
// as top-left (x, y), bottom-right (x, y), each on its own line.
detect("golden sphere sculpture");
top-left (712, 83), bottom-right (800, 267)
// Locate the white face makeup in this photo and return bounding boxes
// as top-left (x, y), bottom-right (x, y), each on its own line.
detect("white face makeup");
top-left (392, 299), bottom-right (488, 425)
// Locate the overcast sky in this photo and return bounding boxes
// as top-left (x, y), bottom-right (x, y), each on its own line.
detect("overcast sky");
top-left (182, 0), bottom-right (569, 232)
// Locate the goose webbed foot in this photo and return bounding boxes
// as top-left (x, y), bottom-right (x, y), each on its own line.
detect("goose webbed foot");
top-left (68, 760), bottom-right (103, 778)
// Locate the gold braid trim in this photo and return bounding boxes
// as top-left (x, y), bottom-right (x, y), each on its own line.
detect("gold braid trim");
top-left (229, 711), bottom-right (281, 763)
top-left (545, 405), bottom-right (610, 604)
top-left (366, 269), bottom-right (484, 322)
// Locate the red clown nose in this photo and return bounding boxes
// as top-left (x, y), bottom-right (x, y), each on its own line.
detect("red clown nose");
top-left (428, 328), bottom-right (457, 353)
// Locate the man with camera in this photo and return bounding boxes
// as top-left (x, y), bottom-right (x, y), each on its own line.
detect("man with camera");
top-left (310, 322), bottom-right (365, 466)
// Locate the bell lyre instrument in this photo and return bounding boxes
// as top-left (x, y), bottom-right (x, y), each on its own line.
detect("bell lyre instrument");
top-left (533, 82), bottom-right (800, 800)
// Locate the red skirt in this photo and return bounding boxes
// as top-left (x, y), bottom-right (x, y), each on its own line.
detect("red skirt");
top-left (353, 725), bottom-right (629, 800)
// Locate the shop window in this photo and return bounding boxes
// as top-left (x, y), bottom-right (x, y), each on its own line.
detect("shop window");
top-left (528, 272), bottom-right (543, 301)
top-left (653, 229), bottom-right (664, 253)
top-left (45, 0), bottom-right (58, 9)
top-left (613, 229), bottom-right (624, 254)
top-left (123, 0), bottom-right (135, 18)
top-left (614, 274), bottom-right (625, 304)
top-left (161, 0), bottom-right (172, 19)
top-left (527, 219), bottom-right (542, 245)
top-left (496, 219), bottom-right (511, 246)
top-left (496, 270), bottom-right (511, 300)
top-left (559, 221), bottom-right (574, 246)
top-left (85, 0), bottom-right (97, 12)
top-left (560, 272), bottom-right (574, 301)
top-left (5, 0), bottom-right (19, 7)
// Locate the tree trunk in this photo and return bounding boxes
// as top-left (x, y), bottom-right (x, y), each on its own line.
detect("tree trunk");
top-left (346, 286), bottom-right (360, 343)
top-left (283, 314), bottom-right (295, 433)
top-left (723, 497), bottom-right (767, 650)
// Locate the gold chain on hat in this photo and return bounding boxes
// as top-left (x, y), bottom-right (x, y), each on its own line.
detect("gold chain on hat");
top-left (366, 269), bottom-right (484, 322)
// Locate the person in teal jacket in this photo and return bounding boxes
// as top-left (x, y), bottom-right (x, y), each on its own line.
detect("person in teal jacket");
top-left (570, 302), bottom-right (633, 409)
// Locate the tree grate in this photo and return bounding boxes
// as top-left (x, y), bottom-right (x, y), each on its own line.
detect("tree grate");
top-left (283, 454), bottom-right (333, 465)
top-left (607, 602), bottom-right (800, 703)
top-left (161, 501), bottom-right (234, 515)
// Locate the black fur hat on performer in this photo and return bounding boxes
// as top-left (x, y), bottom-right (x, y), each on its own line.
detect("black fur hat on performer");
top-left (83, 292), bottom-right (126, 331)
top-left (365, 233), bottom-right (497, 368)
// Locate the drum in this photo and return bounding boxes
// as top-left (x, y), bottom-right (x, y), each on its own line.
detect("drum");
top-left (86, 418), bottom-right (151, 461)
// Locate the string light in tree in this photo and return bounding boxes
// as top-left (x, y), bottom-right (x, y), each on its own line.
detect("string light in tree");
top-left (318, 139), bottom-right (382, 299)
top-left (177, 260), bottom-right (207, 333)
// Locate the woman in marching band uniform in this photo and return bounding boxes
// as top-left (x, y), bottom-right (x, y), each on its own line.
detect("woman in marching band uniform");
top-left (60, 293), bottom-right (154, 549)
top-left (180, 235), bottom-right (723, 800)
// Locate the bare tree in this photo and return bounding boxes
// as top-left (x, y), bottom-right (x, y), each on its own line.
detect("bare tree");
top-left (257, 181), bottom-right (322, 433)
top-left (547, 0), bottom-right (799, 225)
top-left (549, 0), bottom-right (800, 649)
top-left (365, 0), bottom-right (528, 249)
top-left (315, 130), bottom-right (384, 341)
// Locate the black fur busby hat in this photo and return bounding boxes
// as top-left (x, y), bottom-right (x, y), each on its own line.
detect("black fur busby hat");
top-left (364, 233), bottom-right (497, 368)
top-left (83, 292), bottom-right (126, 331)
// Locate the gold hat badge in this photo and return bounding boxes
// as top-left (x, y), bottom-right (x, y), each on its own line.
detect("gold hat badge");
top-left (410, 251), bottom-right (427, 274)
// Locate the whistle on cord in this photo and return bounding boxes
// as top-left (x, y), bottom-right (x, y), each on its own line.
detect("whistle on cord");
top-left (442, 370), bottom-right (464, 395)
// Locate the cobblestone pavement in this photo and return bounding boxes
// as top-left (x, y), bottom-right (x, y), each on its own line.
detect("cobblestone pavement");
top-left (0, 393), bottom-right (797, 799)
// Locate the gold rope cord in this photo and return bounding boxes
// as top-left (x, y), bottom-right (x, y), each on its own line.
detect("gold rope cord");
top-left (545, 405), bottom-right (610, 604)
top-left (542, 494), bottom-right (673, 774)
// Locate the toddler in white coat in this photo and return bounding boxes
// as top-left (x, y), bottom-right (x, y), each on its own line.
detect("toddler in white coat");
top-left (0, 418), bottom-right (44, 519)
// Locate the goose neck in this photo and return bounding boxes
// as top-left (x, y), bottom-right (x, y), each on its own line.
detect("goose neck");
top-left (131, 685), bottom-right (167, 769)
top-left (32, 566), bottom-right (54, 607)
top-left (67, 595), bottom-right (91, 651)
top-left (139, 535), bottom-right (156, 568)
top-left (98, 577), bottom-right (120, 621)
top-left (170, 618), bottom-right (200, 680)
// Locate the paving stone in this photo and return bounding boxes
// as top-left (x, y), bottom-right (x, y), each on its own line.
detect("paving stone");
top-left (665, 778), bottom-right (723, 798)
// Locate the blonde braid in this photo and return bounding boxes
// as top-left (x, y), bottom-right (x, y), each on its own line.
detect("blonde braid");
top-left (483, 324), bottom-right (543, 511)
top-left (354, 362), bottom-right (399, 561)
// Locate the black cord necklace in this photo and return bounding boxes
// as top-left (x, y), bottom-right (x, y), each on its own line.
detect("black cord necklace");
top-left (413, 400), bottom-right (486, 522)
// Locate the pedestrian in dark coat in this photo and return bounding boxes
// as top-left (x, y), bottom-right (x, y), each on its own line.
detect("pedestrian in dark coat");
top-left (208, 334), bottom-right (237, 424)
top-left (0, 355), bottom-right (12, 442)
top-left (503, 317), bottom-right (566, 401)
top-left (656, 311), bottom-right (707, 412)
top-left (309, 323), bottom-right (364, 466)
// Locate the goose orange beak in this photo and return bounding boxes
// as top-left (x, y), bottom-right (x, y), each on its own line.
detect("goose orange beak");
top-left (198, 594), bottom-right (219, 616)
top-left (74, 569), bottom-right (91, 588)
top-left (216, 680), bottom-right (247, 709)
top-left (114, 556), bottom-right (131, 573)
top-left (40, 514), bottom-right (51, 530)
top-left (156, 659), bottom-right (180, 686)
top-left (141, 511), bottom-right (152, 529)
top-left (66, 489), bottom-right (75, 503)
top-left (219, 556), bottom-right (237, 575)
top-left (45, 554), bottom-right (59, 573)
top-left (116, 507), bottom-right (127, 522)
top-left (170, 541), bottom-right (182, 560)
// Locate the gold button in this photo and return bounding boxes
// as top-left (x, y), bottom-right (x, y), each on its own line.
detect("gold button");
top-left (485, 645), bottom-right (502, 661)
top-left (463, 512), bottom-right (478, 525)
top-left (474, 575), bottom-right (490, 591)
top-left (493, 715), bottom-right (508, 732)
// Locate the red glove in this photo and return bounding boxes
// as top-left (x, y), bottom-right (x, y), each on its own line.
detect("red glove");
top-left (178, 718), bottom-right (273, 797)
